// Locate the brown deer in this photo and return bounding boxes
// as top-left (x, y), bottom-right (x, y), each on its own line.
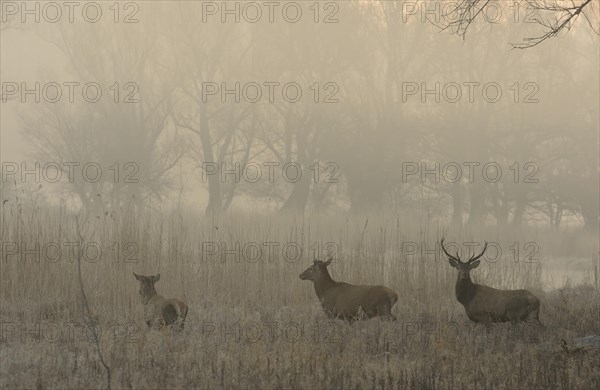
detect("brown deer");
top-left (133, 273), bottom-right (188, 330)
top-left (299, 258), bottom-right (398, 321)
top-left (441, 238), bottom-right (541, 325)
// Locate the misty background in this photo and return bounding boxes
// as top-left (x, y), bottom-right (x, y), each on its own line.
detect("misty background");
top-left (2, 4), bottom-right (600, 388)
top-left (1, 1), bottom-right (598, 231)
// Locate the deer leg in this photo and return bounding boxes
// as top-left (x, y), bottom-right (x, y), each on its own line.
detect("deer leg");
top-left (378, 309), bottom-right (395, 321)
top-left (480, 311), bottom-right (495, 326)
top-left (376, 302), bottom-right (394, 320)
top-left (507, 296), bottom-right (537, 323)
top-left (506, 308), bottom-right (524, 323)
top-left (179, 307), bottom-right (188, 331)
top-left (508, 301), bottom-right (539, 323)
top-left (525, 303), bottom-right (545, 330)
top-left (527, 300), bottom-right (540, 321)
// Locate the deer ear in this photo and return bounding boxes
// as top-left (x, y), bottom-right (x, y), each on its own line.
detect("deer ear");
top-left (470, 260), bottom-right (481, 269)
top-left (449, 258), bottom-right (460, 268)
top-left (133, 272), bottom-right (142, 281)
top-left (152, 274), bottom-right (160, 283)
top-left (324, 258), bottom-right (333, 266)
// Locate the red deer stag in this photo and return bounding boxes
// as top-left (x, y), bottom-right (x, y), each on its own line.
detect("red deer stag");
top-left (441, 238), bottom-right (541, 325)
top-left (299, 258), bottom-right (398, 321)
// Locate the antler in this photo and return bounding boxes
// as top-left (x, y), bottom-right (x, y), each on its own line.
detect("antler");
top-left (324, 253), bottom-right (334, 266)
top-left (468, 242), bottom-right (488, 263)
top-left (440, 238), bottom-right (462, 263)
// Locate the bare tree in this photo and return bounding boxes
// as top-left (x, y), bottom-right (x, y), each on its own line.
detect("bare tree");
top-left (441, 0), bottom-right (598, 48)
top-left (161, 3), bottom-right (256, 216)
top-left (21, 19), bottom-right (182, 213)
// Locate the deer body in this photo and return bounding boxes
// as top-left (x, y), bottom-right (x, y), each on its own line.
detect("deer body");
top-left (133, 273), bottom-right (188, 330)
top-left (455, 275), bottom-right (540, 324)
top-left (300, 259), bottom-right (398, 321)
top-left (143, 294), bottom-right (188, 330)
top-left (442, 239), bottom-right (541, 325)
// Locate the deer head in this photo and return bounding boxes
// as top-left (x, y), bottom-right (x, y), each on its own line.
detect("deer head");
top-left (441, 238), bottom-right (488, 279)
top-left (299, 258), bottom-right (333, 281)
top-left (133, 272), bottom-right (160, 304)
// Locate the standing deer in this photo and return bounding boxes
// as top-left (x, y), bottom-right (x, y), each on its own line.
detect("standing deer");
top-left (299, 258), bottom-right (398, 321)
top-left (133, 273), bottom-right (188, 330)
top-left (441, 238), bottom-right (541, 325)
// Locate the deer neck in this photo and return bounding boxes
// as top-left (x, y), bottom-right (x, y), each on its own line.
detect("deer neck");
top-left (455, 274), bottom-right (477, 305)
top-left (314, 270), bottom-right (336, 299)
top-left (142, 288), bottom-right (159, 305)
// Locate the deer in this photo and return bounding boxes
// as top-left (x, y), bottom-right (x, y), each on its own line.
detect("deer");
top-left (133, 273), bottom-right (188, 331)
top-left (441, 238), bottom-right (542, 325)
top-left (299, 258), bottom-right (398, 321)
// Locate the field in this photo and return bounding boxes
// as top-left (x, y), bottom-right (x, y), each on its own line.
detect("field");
top-left (1, 203), bottom-right (599, 389)
top-left (1, 0), bottom-right (598, 388)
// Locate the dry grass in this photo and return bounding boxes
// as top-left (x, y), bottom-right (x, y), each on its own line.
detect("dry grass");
top-left (1, 202), bottom-right (599, 389)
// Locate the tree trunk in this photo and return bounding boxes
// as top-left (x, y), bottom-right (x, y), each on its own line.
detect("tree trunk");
top-left (450, 184), bottom-right (463, 227)
top-left (512, 198), bottom-right (526, 227)
top-left (467, 182), bottom-right (486, 225)
top-left (581, 202), bottom-right (599, 231)
top-left (279, 163), bottom-right (311, 214)
top-left (199, 104), bottom-right (222, 216)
